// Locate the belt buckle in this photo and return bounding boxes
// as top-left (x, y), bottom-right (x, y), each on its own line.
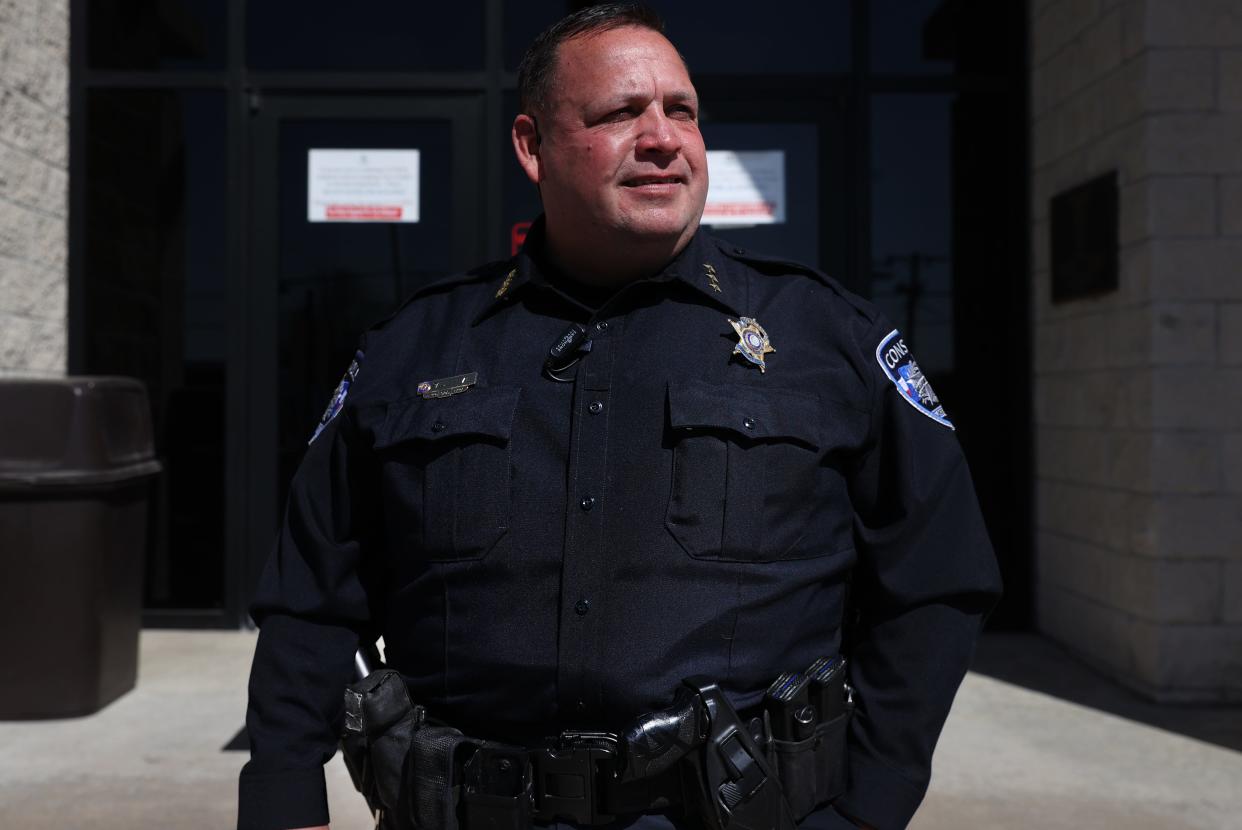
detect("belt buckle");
top-left (532, 731), bottom-right (621, 825)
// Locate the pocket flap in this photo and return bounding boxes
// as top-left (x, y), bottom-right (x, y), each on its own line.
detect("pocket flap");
top-left (666, 379), bottom-right (822, 449)
top-left (375, 385), bottom-right (521, 449)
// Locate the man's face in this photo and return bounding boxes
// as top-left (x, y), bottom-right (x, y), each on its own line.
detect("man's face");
top-left (524, 26), bottom-right (708, 252)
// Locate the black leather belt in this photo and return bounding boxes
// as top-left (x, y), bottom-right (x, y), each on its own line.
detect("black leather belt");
top-left (462, 731), bottom-right (687, 828)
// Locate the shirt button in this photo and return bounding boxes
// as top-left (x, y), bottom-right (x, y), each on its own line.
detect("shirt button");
top-left (595, 320), bottom-right (609, 332)
top-left (589, 400), bottom-right (604, 414)
top-left (743, 417), bottom-right (755, 430)
top-left (576, 700), bottom-right (587, 712)
top-left (431, 421), bottom-right (447, 432)
top-left (580, 496), bottom-right (596, 512)
top-left (575, 599), bottom-right (591, 616)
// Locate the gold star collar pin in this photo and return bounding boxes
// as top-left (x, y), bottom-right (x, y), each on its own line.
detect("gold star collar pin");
top-left (703, 263), bottom-right (722, 293)
top-left (729, 317), bottom-right (775, 372)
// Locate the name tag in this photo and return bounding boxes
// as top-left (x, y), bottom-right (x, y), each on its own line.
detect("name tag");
top-left (417, 372), bottom-right (478, 399)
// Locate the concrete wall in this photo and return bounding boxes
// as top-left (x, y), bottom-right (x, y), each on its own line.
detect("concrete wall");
top-left (0, 0), bottom-right (68, 376)
top-left (1032, 0), bottom-right (1242, 701)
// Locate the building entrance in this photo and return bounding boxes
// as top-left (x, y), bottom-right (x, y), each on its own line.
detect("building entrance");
top-left (71, 0), bottom-right (1029, 630)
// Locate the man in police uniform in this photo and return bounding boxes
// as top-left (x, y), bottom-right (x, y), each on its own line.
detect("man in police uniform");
top-left (238, 5), bottom-right (1001, 830)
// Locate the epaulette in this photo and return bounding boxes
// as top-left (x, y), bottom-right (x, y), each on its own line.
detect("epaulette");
top-left (712, 238), bottom-right (877, 323)
top-left (366, 259), bottom-right (514, 333)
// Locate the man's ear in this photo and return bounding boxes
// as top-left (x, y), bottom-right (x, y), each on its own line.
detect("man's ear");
top-left (512, 113), bottom-right (543, 186)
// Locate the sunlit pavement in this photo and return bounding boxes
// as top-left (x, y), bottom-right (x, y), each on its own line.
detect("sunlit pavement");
top-left (0, 630), bottom-right (1238, 829)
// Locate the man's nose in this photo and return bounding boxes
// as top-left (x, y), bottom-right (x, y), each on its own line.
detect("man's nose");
top-left (635, 107), bottom-right (681, 155)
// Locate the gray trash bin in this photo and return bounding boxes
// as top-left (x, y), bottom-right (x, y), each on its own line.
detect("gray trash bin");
top-left (0, 376), bottom-right (162, 718)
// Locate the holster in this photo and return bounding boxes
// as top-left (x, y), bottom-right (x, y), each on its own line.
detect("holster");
top-left (341, 668), bottom-right (425, 822)
top-left (341, 668), bottom-right (476, 830)
top-left (676, 676), bottom-right (797, 830)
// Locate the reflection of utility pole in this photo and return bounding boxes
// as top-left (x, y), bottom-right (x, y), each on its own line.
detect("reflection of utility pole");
top-left (389, 223), bottom-right (404, 306)
top-left (873, 252), bottom-right (949, 344)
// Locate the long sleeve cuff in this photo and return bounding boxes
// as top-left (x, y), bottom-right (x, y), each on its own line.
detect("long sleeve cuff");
top-left (832, 752), bottom-right (928, 830)
top-left (238, 764), bottom-right (329, 830)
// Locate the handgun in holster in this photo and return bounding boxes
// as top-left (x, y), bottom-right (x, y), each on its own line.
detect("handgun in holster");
top-left (625, 677), bottom-right (796, 830)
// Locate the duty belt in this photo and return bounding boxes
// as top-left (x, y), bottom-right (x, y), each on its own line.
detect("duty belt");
top-left (463, 731), bottom-right (687, 828)
top-left (343, 661), bottom-right (852, 830)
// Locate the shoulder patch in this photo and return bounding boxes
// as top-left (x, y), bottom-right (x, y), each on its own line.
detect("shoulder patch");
top-left (309, 349), bottom-right (364, 444)
top-left (875, 329), bottom-right (953, 430)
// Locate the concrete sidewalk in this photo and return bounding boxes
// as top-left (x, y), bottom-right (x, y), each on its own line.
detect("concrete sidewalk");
top-left (0, 631), bottom-right (1238, 829)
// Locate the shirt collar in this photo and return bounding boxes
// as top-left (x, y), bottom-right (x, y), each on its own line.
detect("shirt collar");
top-left (472, 216), bottom-right (745, 325)
top-left (650, 226), bottom-right (745, 317)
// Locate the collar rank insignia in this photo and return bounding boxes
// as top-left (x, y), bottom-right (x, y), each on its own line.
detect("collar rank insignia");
top-left (495, 269), bottom-right (517, 299)
top-left (875, 329), bottom-right (954, 429)
top-left (703, 263), bottom-right (722, 293)
top-left (729, 317), bottom-right (775, 373)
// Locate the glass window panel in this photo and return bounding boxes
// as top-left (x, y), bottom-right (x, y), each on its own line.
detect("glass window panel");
top-left (505, 1), bottom-right (569, 71)
top-left (247, 1), bottom-right (485, 71)
top-left (654, 0), bottom-right (850, 75)
top-left (699, 122), bottom-right (820, 267)
top-left (870, 94), bottom-right (954, 374)
top-left (87, 0), bottom-right (227, 70)
top-left (83, 90), bottom-right (228, 610)
top-left (870, 0), bottom-right (1018, 76)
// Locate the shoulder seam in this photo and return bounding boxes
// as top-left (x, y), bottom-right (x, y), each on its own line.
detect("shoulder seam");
top-left (712, 237), bottom-right (878, 324)
top-left (368, 260), bottom-right (512, 332)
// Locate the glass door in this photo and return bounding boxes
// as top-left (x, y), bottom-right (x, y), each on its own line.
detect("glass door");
top-left (243, 94), bottom-right (486, 607)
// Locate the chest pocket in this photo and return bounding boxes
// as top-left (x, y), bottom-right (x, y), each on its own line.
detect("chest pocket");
top-left (374, 385), bottom-right (520, 562)
top-left (665, 379), bottom-right (853, 562)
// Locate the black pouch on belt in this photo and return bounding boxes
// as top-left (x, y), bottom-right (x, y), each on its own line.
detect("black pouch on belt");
top-left (768, 656), bottom-right (853, 821)
top-left (341, 668), bottom-right (427, 822)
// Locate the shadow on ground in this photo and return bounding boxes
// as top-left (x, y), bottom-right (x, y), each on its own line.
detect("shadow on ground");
top-left (971, 632), bottom-right (1242, 754)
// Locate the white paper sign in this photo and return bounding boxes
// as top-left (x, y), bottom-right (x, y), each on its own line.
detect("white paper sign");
top-left (307, 149), bottom-right (420, 223)
top-left (702, 150), bottom-right (786, 226)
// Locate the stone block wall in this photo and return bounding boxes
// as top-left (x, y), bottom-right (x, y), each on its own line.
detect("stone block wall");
top-left (0, 0), bottom-right (68, 376)
top-left (1032, 0), bottom-right (1242, 701)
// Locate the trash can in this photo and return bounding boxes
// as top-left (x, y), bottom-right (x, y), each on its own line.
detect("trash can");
top-left (0, 376), bottom-right (162, 718)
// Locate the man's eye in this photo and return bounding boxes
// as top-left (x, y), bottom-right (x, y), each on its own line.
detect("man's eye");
top-left (602, 107), bottom-right (636, 122)
top-left (668, 105), bottom-right (697, 120)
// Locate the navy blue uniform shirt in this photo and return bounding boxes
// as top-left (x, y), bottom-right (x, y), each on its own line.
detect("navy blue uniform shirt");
top-left (239, 221), bottom-right (1002, 830)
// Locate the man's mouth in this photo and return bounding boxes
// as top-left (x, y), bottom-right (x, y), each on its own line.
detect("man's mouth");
top-left (622, 175), bottom-right (685, 187)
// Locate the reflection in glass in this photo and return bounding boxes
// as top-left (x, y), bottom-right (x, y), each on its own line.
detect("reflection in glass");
top-left (870, 94), bottom-right (954, 373)
top-left (84, 90), bottom-right (227, 609)
top-left (87, 0), bottom-right (226, 70)
top-left (869, 0), bottom-right (954, 76)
